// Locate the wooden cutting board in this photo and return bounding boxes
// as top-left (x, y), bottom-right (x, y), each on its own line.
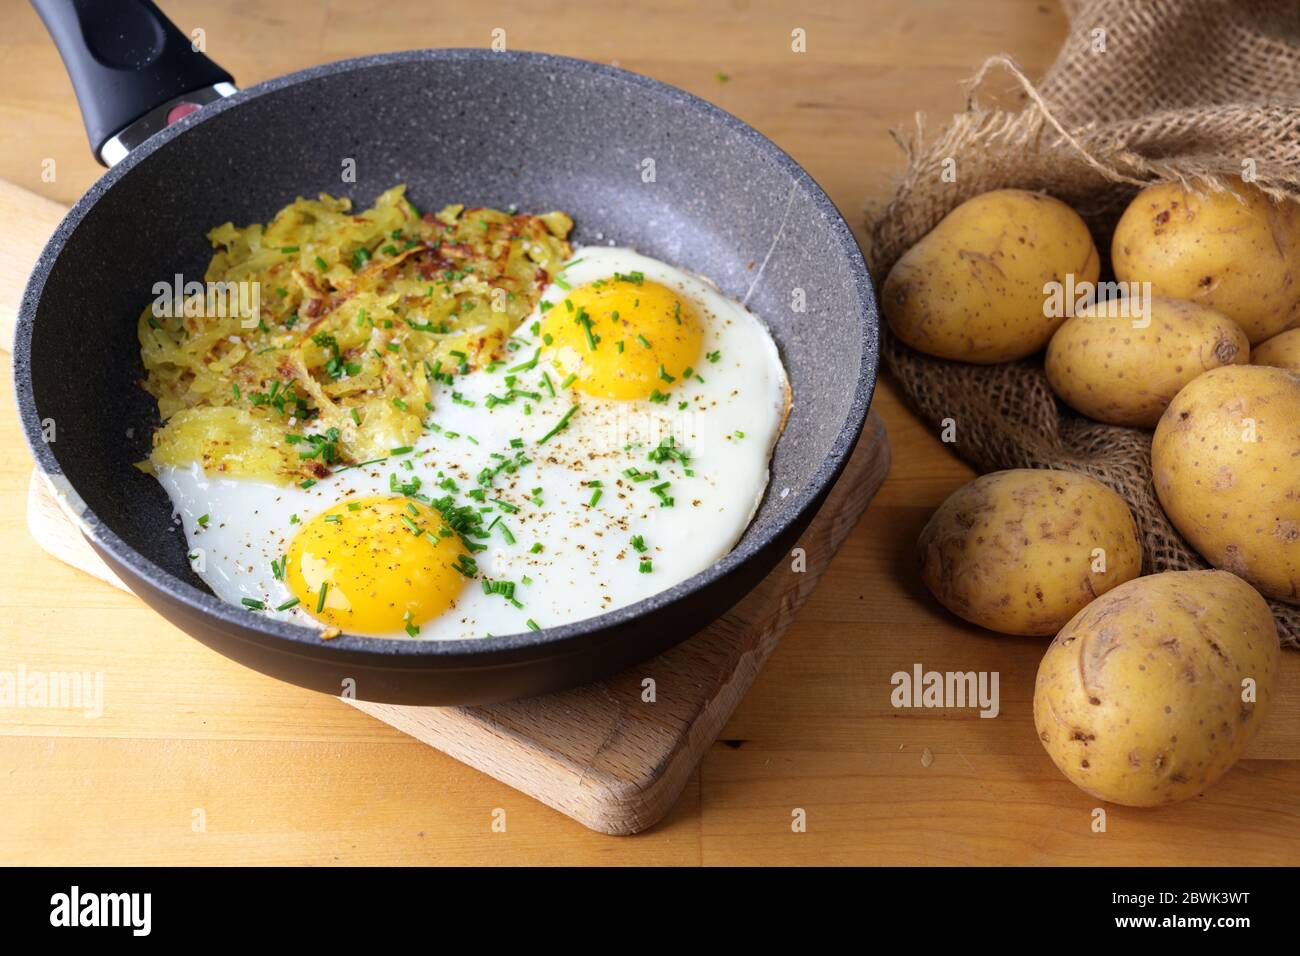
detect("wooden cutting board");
top-left (1, 179), bottom-right (890, 834)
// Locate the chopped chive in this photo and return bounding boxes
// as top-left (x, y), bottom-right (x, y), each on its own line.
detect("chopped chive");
top-left (241, 598), bottom-right (266, 610)
top-left (637, 335), bottom-right (651, 349)
top-left (538, 404), bottom-right (579, 443)
top-left (316, 582), bottom-right (329, 613)
top-left (559, 373), bottom-right (577, 390)
top-left (526, 618), bottom-right (540, 631)
top-left (650, 481), bottom-right (674, 507)
top-left (275, 597), bottom-right (300, 611)
top-left (508, 349), bottom-right (541, 373)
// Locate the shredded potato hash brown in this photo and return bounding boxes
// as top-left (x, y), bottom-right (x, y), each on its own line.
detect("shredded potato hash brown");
top-left (139, 185), bottom-right (573, 483)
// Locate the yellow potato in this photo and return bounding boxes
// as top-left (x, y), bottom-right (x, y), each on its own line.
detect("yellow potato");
top-left (1152, 365), bottom-right (1300, 603)
top-left (1112, 181), bottom-right (1300, 345)
top-left (1252, 328), bottom-right (1300, 371)
top-left (917, 469), bottom-right (1142, 636)
top-left (1045, 297), bottom-right (1249, 428)
top-left (1034, 570), bottom-right (1279, 807)
top-left (882, 189), bottom-right (1099, 363)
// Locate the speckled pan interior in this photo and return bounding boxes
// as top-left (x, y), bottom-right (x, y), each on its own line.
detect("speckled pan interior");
top-left (15, 50), bottom-right (877, 661)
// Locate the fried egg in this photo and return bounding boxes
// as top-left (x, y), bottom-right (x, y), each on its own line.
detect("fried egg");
top-left (156, 247), bottom-right (789, 639)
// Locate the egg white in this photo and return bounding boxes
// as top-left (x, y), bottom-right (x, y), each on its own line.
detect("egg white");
top-left (156, 247), bottom-right (789, 639)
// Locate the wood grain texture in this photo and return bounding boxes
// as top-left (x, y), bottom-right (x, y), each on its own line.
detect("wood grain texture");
top-left (0, 179), bottom-right (64, 348)
top-left (26, 471), bottom-right (126, 592)
top-left (1, 0), bottom-right (1297, 864)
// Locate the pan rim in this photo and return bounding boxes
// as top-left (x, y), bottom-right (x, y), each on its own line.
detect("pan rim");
top-left (13, 47), bottom-right (878, 662)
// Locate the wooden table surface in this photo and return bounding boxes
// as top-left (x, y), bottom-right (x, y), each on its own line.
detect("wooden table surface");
top-left (2, 0), bottom-right (1297, 866)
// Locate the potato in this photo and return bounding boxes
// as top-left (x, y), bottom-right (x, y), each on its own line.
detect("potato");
top-left (918, 469), bottom-right (1142, 636)
top-left (882, 189), bottom-right (1099, 363)
top-left (1151, 365), bottom-right (1300, 603)
top-left (1034, 570), bottom-right (1279, 807)
top-left (1112, 181), bottom-right (1300, 345)
top-left (1252, 327), bottom-right (1300, 371)
top-left (1045, 297), bottom-right (1249, 427)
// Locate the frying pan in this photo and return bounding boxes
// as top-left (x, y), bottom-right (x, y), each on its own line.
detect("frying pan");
top-left (12, 0), bottom-right (878, 704)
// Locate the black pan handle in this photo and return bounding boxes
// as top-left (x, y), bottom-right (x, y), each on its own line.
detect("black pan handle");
top-left (32, 0), bottom-right (235, 166)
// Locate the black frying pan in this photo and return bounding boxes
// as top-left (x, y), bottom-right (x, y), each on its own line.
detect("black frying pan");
top-left (14, 0), bottom-right (878, 704)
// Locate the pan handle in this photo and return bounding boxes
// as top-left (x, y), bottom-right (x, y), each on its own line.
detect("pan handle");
top-left (31, 0), bottom-right (235, 166)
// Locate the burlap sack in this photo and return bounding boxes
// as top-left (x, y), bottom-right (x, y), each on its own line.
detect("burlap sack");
top-left (865, 0), bottom-right (1300, 648)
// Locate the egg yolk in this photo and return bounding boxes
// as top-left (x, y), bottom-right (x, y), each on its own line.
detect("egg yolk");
top-left (540, 276), bottom-right (703, 400)
top-left (285, 496), bottom-right (469, 635)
